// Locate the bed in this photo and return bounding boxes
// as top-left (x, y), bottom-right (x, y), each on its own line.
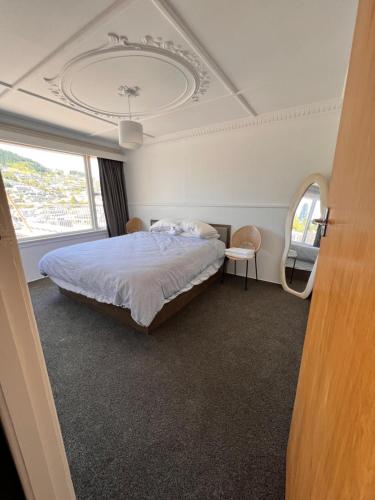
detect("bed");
top-left (39, 222), bottom-right (231, 333)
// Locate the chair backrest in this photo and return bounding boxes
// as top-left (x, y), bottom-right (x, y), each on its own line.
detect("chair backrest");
top-left (126, 217), bottom-right (143, 233)
top-left (231, 225), bottom-right (261, 252)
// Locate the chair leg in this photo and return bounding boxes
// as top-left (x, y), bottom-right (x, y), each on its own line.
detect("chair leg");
top-left (234, 260), bottom-right (237, 276)
top-left (221, 258), bottom-right (226, 283)
top-left (289, 257), bottom-right (296, 284)
top-left (245, 259), bottom-right (249, 290)
top-left (255, 253), bottom-right (258, 281)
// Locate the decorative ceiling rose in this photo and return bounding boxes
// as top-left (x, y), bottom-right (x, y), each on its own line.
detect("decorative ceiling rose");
top-left (118, 85), bottom-right (141, 98)
top-left (44, 33), bottom-right (210, 120)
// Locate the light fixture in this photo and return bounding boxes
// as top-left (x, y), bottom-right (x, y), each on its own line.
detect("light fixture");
top-left (119, 120), bottom-right (143, 150)
top-left (118, 85), bottom-right (143, 150)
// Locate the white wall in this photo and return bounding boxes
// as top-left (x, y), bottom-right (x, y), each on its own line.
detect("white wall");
top-left (19, 230), bottom-right (108, 282)
top-left (126, 108), bottom-right (341, 283)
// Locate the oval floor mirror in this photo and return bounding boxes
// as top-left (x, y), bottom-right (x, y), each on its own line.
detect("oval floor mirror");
top-left (281, 173), bottom-right (328, 299)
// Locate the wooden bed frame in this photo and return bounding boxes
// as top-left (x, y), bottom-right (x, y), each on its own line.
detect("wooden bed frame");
top-left (59, 222), bottom-right (231, 334)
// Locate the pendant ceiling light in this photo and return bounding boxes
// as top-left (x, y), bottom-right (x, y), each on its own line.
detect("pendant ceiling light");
top-left (118, 120), bottom-right (143, 150)
top-left (118, 85), bottom-right (143, 150)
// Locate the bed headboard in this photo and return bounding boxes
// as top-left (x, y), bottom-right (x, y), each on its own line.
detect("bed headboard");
top-left (210, 223), bottom-right (231, 248)
top-left (150, 220), bottom-right (231, 248)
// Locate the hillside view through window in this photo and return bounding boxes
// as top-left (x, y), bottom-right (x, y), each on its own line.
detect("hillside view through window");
top-left (292, 186), bottom-right (321, 246)
top-left (0, 143), bottom-right (106, 239)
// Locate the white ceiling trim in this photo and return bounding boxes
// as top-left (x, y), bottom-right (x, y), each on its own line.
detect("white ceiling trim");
top-left (151, 0), bottom-right (257, 116)
top-left (144, 98), bottom-right (342, 145)
top-left (0, 0), bottom-right (138, 100)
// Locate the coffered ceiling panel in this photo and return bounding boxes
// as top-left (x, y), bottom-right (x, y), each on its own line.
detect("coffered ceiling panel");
top-left (170, 0), bottom-right (357, 113)
top-left (139, 94), bottom-right (248, 137)
top-left (0, 0), bottom-right (357, 147)
top-left (0, 90), bottom-right (114, 136)
top-left (0, 0), bottom-right (114, 83)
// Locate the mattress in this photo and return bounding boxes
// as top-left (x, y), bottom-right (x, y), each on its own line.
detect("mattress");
top-left (39, 231), bottom-right (225, 326)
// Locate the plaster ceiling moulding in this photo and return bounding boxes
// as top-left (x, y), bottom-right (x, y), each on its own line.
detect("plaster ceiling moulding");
top-left (44, 33), bottom-right (210, 121)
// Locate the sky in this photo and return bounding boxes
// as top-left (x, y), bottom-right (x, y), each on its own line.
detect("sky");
top-left (0, 141), bottom-right (85, 173)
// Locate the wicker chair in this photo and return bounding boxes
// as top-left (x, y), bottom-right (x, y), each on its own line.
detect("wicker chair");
top-left (226, 225), bottom-right (261, 288)
top-left (126, 217), bottom-right (143, 233)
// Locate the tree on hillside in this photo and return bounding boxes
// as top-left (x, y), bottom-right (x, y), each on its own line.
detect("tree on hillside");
top-left (0, 149), bottom-right (49, 173)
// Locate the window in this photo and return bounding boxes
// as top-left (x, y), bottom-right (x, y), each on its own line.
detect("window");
top-left (292, 187), bottom-right (321, 245)
top-left (0, 142), bottom-right (106, 240)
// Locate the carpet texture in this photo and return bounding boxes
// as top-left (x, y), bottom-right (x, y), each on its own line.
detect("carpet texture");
top-left (29, 276), bottom-right (309, 500)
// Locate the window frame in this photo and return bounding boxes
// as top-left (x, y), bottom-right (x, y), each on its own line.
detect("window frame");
top-left (0, 140), bottom-right (107, 242)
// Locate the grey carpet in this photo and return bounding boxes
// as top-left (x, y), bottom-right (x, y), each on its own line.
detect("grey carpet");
top-left (29, 276), bottom-right (309, 500)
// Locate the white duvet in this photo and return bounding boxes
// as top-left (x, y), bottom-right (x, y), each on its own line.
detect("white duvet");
top-left (39, 231), bottom-right (225, 326)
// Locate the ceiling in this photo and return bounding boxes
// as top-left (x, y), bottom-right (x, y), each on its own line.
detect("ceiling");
top-left (0, 0), bottom-right (358, 148)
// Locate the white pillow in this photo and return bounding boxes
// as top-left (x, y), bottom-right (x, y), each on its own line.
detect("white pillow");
top-left (150, 219), bottom-right (181, 234)
top-left (179, 220), bottom-right (219, 239)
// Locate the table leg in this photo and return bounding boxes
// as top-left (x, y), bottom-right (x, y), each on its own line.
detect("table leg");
top-left (255, 253), bottom-right (258, 280)
top-left (234, 260), bottom-right (237, 276)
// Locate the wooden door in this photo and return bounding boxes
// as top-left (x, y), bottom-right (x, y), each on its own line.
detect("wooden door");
top-left (0, 175), bottom-right (75, 497)
top-left (286, 1), bottom-right (375, 498)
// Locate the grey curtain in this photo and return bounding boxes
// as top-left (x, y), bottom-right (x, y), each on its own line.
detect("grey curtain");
top-left (98, 158), bottom-right (129, 237)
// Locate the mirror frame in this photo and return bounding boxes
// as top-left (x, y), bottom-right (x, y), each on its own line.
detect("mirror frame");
top-left (280, 173), bottom-right (329, 299)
